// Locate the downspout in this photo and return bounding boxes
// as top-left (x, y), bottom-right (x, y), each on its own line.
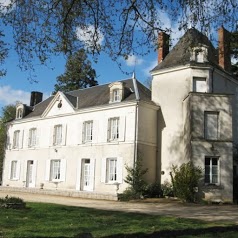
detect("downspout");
top-left (132, 73), bottom-right (140, 168)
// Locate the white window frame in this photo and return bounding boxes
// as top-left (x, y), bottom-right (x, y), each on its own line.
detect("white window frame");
top-left (113, 89), bottom-right (120, 102)
top-left (28, 128), bottom-right (37, 147)
top-left (205, 157), bottom-right (219, 185)
top-left (53, 124), bottom-right (62, 145)
top-left (106, 158), bottom-right (117, 183)
top-left (16, 108), bottom-right (23, 119)
top-left (10, 160), bottom-right (18, 180)
top-left (193, 77), bottom-right (207, 93)
top-left (83, 121), bottom-right (93, 143)
top-left (13, 130), bottom-right (20, 149)
top-left (204, 111), bottom-right (219, 140)
top-left (50, 160), bottom-right (61, 181)
top-left (108, 117), bottom-right (119, 141)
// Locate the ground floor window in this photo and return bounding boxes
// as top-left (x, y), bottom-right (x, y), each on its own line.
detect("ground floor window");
top-left (107, 158), bottom-right (117, 182)
top-left (50, 160), bottom-right (61, 181)
top-left (10, 161), bottom-right (18, 180)
top-left (205, 157), bottom-right (219, 185)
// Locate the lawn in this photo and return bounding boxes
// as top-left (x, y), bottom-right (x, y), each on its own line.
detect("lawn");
top-left (0, 202), bottom-right (237, 238)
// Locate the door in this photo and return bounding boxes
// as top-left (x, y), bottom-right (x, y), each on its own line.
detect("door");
top-left (82, 159), bottom-right (91, 191)
top-left (26, 160), bottom-right (34, 187)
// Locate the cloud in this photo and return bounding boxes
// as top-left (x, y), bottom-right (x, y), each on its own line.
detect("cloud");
top-left (125, 55), bottom-right (144, 67)
top-left (143, 60), bottom-right (158, 77)
top-left (76, 25), bottom-right (104, 48)
top-left (0, 86), bottom-right (30, 106)
top-left (0, 0), bottom-right (15, 13)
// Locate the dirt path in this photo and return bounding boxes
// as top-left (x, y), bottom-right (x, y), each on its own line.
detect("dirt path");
top-left (0, 190), bottom-right (238, 224)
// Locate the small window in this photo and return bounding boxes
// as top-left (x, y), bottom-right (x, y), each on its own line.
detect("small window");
top-left (83, 121), bottom-right (93, 143)
top-left (106, 158), bottom-right (117, 182)
top-left (108, 117), bottom-right (119, 141)
top-left (16, 108), bottom-right (23, 119)
top-left (204, 112), bottom-right (219, 140)
top-left (205, 157), bottom-right (219, 185)
top-left (193, 77), bottom-right (207, 92)
top-left (28, 128), bottom-right (37, 147)
top-left (13, 130), bottom-right (20, 149)
top-left (113, 89), bottom-right (120, 102)
top-left (10, 161), bottom-right (18, 180)
top-left (53, 125), bottom-right (62, 145)
top-left (50, 160), bottom-right (61, 181)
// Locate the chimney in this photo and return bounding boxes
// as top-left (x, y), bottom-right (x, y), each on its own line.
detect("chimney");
top-left (218, 26), bottom-right (231, 72)
top-left (158, 32), bottom-right (170, 63)
top-left (30, 91), bottom-right (43, 106)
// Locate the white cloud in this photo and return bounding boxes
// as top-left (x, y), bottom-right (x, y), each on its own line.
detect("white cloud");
top-left (76, 25), bottom-right (104, 48)
top-left (0, 86), bottom-right (30, 106)
top-left (143, 60), bottom-right (158, 77)
top-left (125, 55), bottom-right (144, 67)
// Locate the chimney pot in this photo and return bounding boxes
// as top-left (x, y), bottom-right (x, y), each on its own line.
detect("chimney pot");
top-left (158, 32), bottom-right (170, 63)
top-left (30, 91), bottom-right (43, 106)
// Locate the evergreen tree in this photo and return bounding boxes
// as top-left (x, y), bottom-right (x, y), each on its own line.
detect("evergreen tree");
top-left (54, 49), bottom-right (98, 93)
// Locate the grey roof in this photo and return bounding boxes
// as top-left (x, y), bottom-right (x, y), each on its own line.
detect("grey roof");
top-left (152, 28), bottom-right (218, 71)
top-left (24, 78), bottom-right (153, 119)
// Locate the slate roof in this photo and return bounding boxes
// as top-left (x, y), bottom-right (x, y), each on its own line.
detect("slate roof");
top-left (24, 78), bottom-right (153, 119)
top-left (152, 28), bottom-right (218, 71)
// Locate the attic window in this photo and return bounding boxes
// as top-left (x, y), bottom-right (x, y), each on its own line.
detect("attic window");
top-left (191, 46), bottom-right (208, 63)
top-left (109, 82), bottom-right (125, 103)
top-left (113, 89), bottom-right (120, 102)
top-left (16, 108), bottom-right (23, 119)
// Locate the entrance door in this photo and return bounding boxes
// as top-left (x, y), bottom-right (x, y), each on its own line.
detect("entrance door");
top-left (82, 159), bottom-right (91, 191)
top-left (26, 160), bottom-right (34, 187)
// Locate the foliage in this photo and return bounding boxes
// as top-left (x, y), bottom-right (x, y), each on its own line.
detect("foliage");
top-left (118, 188), bottom-right (141, 201)
top-left (124, 158), bottom-right (148, 197)
top-left (0, 1), bottom-right (237, 76)
top-left (0, 195), bottom-right (26, 209)
top-left (53, 49), bottom-right (98, 93)
top-left (0, 202), bottom-right (235, 237)
top-left (170, 162), bottom-right (203, 202)
top-left (0, 104), bottom-right (16, 181)
top-left (161, 181), bottom-right (174, 197)
top-left (144, 182), bottom-right (163, 198)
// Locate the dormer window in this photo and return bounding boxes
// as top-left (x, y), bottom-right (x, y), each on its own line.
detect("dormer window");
top-left (109, 82), bottom-right (125, 103)
top-left (16, 104), bottom-right (25, 119)
top-left (113, 89), bottom-right (120, 102)
top-left (190, 46), bottom-right (208, 63)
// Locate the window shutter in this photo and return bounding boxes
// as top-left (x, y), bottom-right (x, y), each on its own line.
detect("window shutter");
top-left (78, 122), bottom-right (83, 144)
top-left (45, 160), bottom-right (51, 181)
top-left (60, 159), bottom-right (66, 182)
top-left (32, 160), bottom-right (37, 187)
top-left (117, 157), bottom-right (123, 184)
top-left (36, 128), bottom-right (40, 146)
top-left (25, 129), bottom-right (29, 147)
top-left (20, 130), bottom-right (24, 149)
top-left (82, 122), bottom-right (85, 143)
top-left (89, 159), bottom-right (95, 191)
top-left (101, 158), bottom-right (106, 183)
top-left (8, 161), bottom-right (12, 179)
top-left (76, 158), bottom-right (82, 190)
top-left (50, 126), bottom-right (54, 146)
top-left (92, 120), bottom-right (97, 143)
top-left (107, 118), bottom-right (110, 142)
top-left (62, 124), bottom-right (67, 145)
top-left (16, 160), bottom-right (21, 180)
top-left (119, 116), bottom-right (126, 142)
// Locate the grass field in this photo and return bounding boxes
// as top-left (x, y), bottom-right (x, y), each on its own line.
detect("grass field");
top-left (0, 202), bottom-right (238, 237)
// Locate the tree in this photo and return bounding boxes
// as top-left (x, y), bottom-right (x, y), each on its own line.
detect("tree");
top-left (0, 1), bottom-right (237, 76)
top-left (0, 104), bottom-right (16, 183)
top-left (53, 49), bottom-right (98, 93)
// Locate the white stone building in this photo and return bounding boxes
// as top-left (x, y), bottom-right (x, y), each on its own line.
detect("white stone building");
top-left (2, 27), bottom-right (238, 202)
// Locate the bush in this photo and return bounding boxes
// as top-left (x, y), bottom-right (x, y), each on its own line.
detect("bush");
top-left (170, 162), bottom-right (203, 202)
top-left (161, 181), bottom-right (174, 197)
top-left (0, 195), bottom-right (26, 209)
top-left (144, 182), bottom-right (163, 198)
top-left (118, 188), bottom-right (141, 201)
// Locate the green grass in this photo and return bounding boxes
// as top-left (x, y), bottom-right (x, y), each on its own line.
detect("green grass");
top-left (0, 202), bottom-right (237, 237)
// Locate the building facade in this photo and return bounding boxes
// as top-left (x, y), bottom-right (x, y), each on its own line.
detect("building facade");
top-left (2, 27), bottom-right (238, 202)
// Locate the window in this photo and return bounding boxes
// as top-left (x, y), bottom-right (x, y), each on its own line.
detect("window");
top-left (108, 117), bottom-right (119, 141)
top-left (50, 160), bottom-right (61, 181)
top-left (53, 125), bottom-right (62, 145)
top-left (13, 130), bottom-right (20, 149)
top-left (204, 112), bottom-right (219, 140)
top-left (16, 108), bottom-right (23, 119)
top-left (83, 121), bottom-right (93, 142)
top-left (107, 158), bottom-right (117, 182)
top-left (193, 77), bottom-right (207, 92)
top-left (113, 89), bottom-right (120, 102)
top-left (10, 161), bottom-right (18, 180)
top-left (28, 128), bottom-right (37, 147)
top-left (205, 157), bottom-right (219, 185)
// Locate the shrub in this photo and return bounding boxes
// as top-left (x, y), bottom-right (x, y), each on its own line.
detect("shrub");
top-left (144, 182), bottom-right (163, 198)
top-left (161, 181), bottom-right (174, 197)
top-left (170, 162), bottom-right (203, 202)
top-left (0, 195), bottom-right (26, 209)
top-left (118, 188), bottom-right (141, 201)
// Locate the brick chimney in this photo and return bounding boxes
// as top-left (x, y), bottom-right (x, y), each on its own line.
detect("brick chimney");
top-left (158, 32), bottom-right (169, 63)
top-left (30, 91), bottom-right (43, 106)
top-left (218, 26), bottom-right (231, 72)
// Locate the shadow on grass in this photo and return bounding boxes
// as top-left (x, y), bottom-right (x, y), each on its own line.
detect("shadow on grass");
top-left (102, 225), bottom-right (238, 238)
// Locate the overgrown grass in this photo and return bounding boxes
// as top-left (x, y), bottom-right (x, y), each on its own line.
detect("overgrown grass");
top-left (0, 202), bottom-right (237, 237)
